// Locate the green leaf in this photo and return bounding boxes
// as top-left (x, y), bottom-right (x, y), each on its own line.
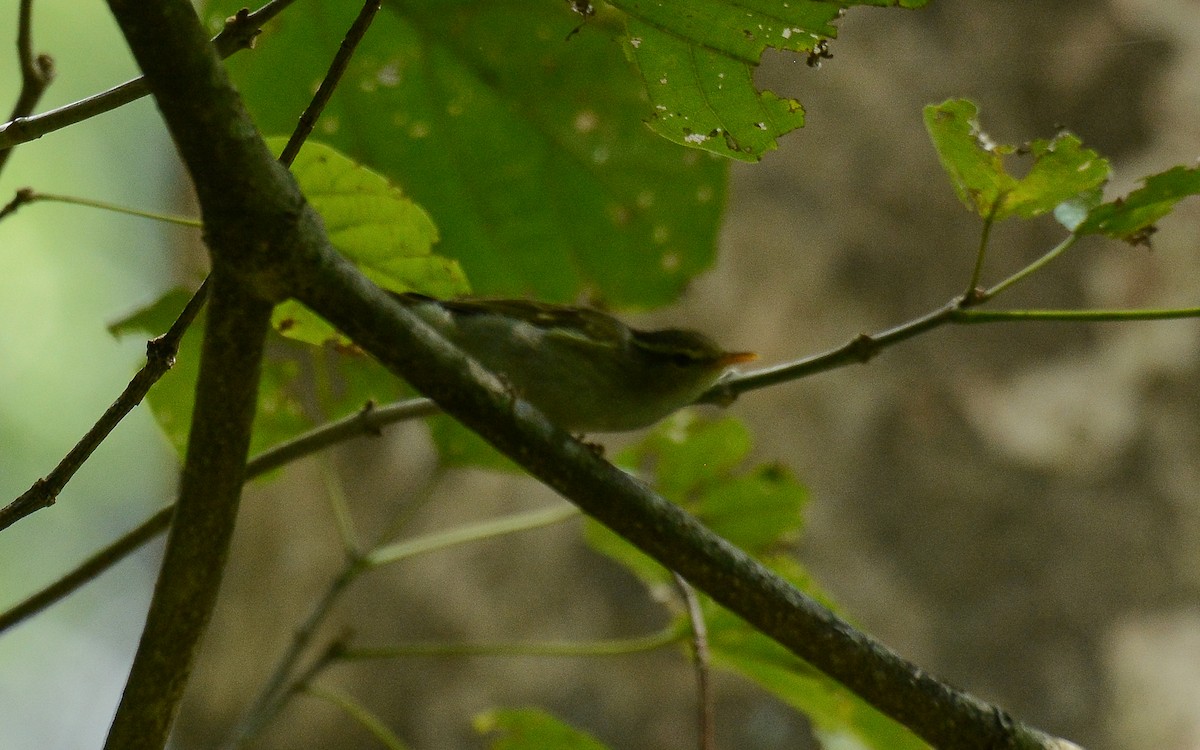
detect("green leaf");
top-left (924, 99), bottom-right (1012, 215)
top-left (475, 708), bottom-right (611, 750)
top-left (1076, 164), bottom-right (1200, 243)
top-left (693, 464), bottom-right (805, 554)
top-left (108, 288), bottom-right (196, 339)
top-left (587, 413), bottom-right (806, 584)
top-left (263, 138), bottom-right (468, 346)
top-left (1003, 134), bottom-right (1110, 219)
top-left (617, 0), bottom-right (928, 161)
top-left (205, 0), bottom-right (727, 308)
top-left (621, 15), bottom-right (815, 161)
top-left (616, 411), bottom-right (753, 497)
top-left (924, 99), bottom-right (1109, 221)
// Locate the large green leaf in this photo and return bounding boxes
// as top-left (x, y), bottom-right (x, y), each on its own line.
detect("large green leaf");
top-left (112, 137), bottom-right (453, 457)
top-left (204, 0), bottom-right (728, 308)
top-left (617, 0), bottom-right (832, 161)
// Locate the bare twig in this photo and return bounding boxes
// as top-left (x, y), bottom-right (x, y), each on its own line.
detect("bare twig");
top-left (2, 189), bottom-right (201, 226)
top-left (341, 627), bottom-right (684, 661)
top-left (0, 186), bottom-right (36, 222)
top-left (226, 568), bottom-right (361, 748)
top-left (0, 0), bottom-right (55, 175)
top-left (297, 683), bottom-right (410, 750)
top-left (674, 574), bottom-right (715, 750)
top-left (278, 0), bottom-right (383, 167)
top-left (0, 279), bottom-right (210, 533)
top-left (707, 231), bottom-right (1197, 404)
top-left (964, 190), bottom-right (1009, 297)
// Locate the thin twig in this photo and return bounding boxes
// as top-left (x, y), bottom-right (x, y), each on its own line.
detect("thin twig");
top-left (245, 396), bottom-right (439, 475)
top-left (982, 233), bottom-right (1080, 298)
top-left (321, 459), bottom-right (362, 555)
top-left (0, 279), bottom-right (210, 533)
top-left (0, 186), bottom-right (36, 222)
top-left (711, 227), bottom-right (1134, 403)
top-left (953, 306), bottom-right (1200, 323)
top-left (0, 0), bottom-right (295, 153)
top-left (0, 0), bottom-right (55, 175)
top-left (7, 190), bottom-right (201, 226)
top-left (278, 0), bottom-right (383, 167)
top-left (299, 684), bottom-right (409, 750)
top-left (365, 504), bottom-right (579, 568)
top-left (714, 301), bottom-right (958, 399)
top-left (674, 573), bottom-right (715, 750)
top-left (225, 568), bottom-right (362, 748)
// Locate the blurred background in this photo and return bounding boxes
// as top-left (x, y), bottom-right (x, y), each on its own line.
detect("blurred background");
top-left (2, 0), bottom-right (1199, 748)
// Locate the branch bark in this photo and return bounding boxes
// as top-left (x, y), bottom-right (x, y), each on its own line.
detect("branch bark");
top-left (104, 272), bottom-right (271, 749)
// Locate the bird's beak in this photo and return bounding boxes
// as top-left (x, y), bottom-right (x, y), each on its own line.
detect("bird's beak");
top-left (719, 351), bottom-right (758, 366)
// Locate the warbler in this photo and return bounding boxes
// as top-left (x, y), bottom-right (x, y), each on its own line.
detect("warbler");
top-left (392, 293), bottom-right (756, 432)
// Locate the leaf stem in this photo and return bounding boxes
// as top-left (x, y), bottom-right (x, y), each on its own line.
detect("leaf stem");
top-left (965, 190), bottom-right (1007, 295)
top-left (366, 504), bottom-right (580, 568)
top-left (341, 626), bottom-right (684, 660)
top-left (982, 232), bottom-right (1079, 299)
top-left (21, 190), bottom-right (201, 226)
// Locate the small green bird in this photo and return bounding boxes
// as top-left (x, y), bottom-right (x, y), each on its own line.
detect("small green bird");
top-left (393, 293), bottom-right (756, 433)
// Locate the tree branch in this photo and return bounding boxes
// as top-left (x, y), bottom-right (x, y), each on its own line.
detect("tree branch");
top-left (0, 0), bottom-right (55, 175)
top-left (104, 273), bottom-right (271, 749)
